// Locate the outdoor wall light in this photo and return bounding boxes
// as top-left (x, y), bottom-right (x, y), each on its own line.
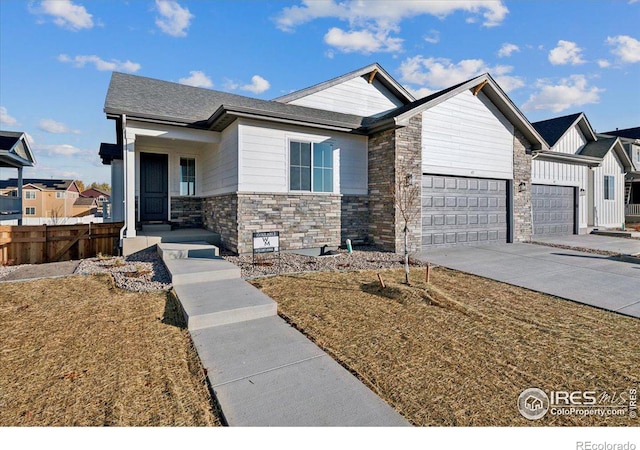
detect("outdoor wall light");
top-left (580, 188), bottom-right (586, 196)
top-left (518, 181), bottom-right (527, 192)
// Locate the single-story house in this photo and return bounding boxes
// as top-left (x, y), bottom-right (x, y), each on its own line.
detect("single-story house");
top-left (0, 131), bottom-right (36, 224)
top-left (531, 113), bottom-right (632, 233)
top-left (101, 63), bottom-right (550, 254)
top-left (598, 127), bottom-right (640, 221)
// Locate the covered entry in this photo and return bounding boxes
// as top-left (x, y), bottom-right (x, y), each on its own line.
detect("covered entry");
top-left (532, 184), bottom-right (575, 236)
top-left (140, 152), bottom-right (168, 222)
top-left (422, 175), bottom-right (508, 248)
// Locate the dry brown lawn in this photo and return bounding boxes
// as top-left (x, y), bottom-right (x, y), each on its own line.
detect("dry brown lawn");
top-left (0, 274), bottom-right (221, 426)
top-left (252, 267), bottom-right (640, 427)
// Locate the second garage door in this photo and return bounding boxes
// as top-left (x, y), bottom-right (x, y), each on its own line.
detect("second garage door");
top-left (422, 175), bottom-right (508, 248)
top-left (532, 184), bottom-right (575, 236)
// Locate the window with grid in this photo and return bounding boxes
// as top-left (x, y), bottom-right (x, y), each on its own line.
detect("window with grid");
top-left (289, 141), bottom-right (333, 193)
top-left (25, 207), bottom-right (35, 215)
top-left (25, 191), bottom-right (36, 199)
top-left (180, 158), bottom-right (196, 196)
top-left (604, 175), bottom-right (615, 200)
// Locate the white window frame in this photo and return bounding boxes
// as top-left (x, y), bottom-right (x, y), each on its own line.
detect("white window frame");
top-left (179, 157), bottom-right (196, 196)
top-left (25, 207), bottom-right (36, 215)
top-left (56, 192), bottom-right (65, 199)
top-left (604, 175), bottom-right (615, 200)
top-left (25, 190), bottom-right (36, 199)
top-left (288, 139), bottom-right (334, 193)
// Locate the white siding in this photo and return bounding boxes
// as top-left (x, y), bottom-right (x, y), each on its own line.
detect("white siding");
top-left (532, 159), bottom-right (588, 231)
top-left (553, 126), bottom-right (587, 154)
top-left (200, 121), bottom-right (239, 196)
top-left (592, 151), bottom-right (625, 227)
top-left (422, 90), bottom-right (514, 179)
top-left (288, 77), bottom-right (404, 117)
top-left (237, 119), bottom-right (368, 194)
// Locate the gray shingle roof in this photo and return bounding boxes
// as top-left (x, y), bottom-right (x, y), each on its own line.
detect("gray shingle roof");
top-left (104, 72), bottom-right (366, 132)
top-left (0, 178), bottom-right (74, 191)
top-left (532, 113), bottom-right (583, 147)
top-left (602, 127), bottom-right (640, 140)
top-left (579, 137), bottom-right (618, 159)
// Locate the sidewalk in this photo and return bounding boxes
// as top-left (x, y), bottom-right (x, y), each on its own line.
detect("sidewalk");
top-left (0, 260), bottom-right (80, 282)
top-left (159, 242), bottom-right (409, 427)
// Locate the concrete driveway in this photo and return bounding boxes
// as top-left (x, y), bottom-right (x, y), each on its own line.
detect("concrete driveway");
top-left (414, 243), bottom-right (640, 318)
top-left (532, 234), bottom-right (640, 255)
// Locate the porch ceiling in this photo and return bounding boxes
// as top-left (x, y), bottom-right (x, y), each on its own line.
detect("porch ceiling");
top-left (135, 135), bottom-right (213, 152)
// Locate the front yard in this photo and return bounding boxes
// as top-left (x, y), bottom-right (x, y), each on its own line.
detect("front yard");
top-left (252, 267), bottom-right (640, 426)
top-left (0, 274), bottom-right (220, 426)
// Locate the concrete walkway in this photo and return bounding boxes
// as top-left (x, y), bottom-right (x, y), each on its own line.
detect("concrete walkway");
top-left (532, 234), bottom-right (640, 256)
top-left (159, 242), bottom-right (409, 427)
top-left (0, 260), bottom-right (80, 282)
top-left (414, 243), bottom-right (640, 319)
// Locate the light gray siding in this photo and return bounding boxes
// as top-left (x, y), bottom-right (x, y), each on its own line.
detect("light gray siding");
top-left (422, 90), bottom-right (515, 180)
top-left (592, 151), bottom-right (625, 227)
top-left (237, 119), bottom-right (368, 194)
top-left (201, 121), bottom-right (239, 196)
top-left (288, 77), bottom-right (404, 117)
top-left (553, 126), bottom-right (587, 154)
top-left (532, 184), bottom-right (575, 236)
top-left (422, 175), bottom-right (508, 247)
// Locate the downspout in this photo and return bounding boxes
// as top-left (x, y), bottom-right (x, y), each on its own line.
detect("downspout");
top-left (119, 114), bottom-right (127, 249)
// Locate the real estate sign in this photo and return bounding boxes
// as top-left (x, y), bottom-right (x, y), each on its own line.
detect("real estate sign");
top-left (253, 231), bottom-right (279, 254)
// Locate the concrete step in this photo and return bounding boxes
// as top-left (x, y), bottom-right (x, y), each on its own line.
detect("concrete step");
top-left (142, 223), bottom-right (172, 232)
top-left (173, 278), bottom-right (277, 330)
top-left (158, 242), bottom-right (219, 261)
top-left (164, 257), bottom-right (240, 285)
top-left (591, 230), bottom-right (632, 238)
top-left (191, 316), bottom-right (410, 426)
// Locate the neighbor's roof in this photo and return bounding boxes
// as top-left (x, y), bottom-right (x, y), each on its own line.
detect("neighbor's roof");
top-left (81, 187), bottom-right (111, 197)
top-left (601, 127), bottom-right (640, 140)
top-left (579, 137), bottom-right (633, 171)
top-left (273, 62), bottom-right (415, 105)
top-left (0, 178), bottom-right (75, 191)
top-left (0, 130), bottom-right (36, 168)
top-left (74, 197), bottom-right (97, 207)
top-left (532, 112), bottom-right (596, 148)
top-left (104, 72), bottom-right (366, 133)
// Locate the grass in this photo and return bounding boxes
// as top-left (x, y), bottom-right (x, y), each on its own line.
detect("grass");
top-left (252, 267), bottom-right (640, 426)
top-left (0, 274), bottom-right (221, 426)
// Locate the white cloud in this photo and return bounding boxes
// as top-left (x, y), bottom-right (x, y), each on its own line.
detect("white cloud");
top-left (30, 0), bottom-right (94, 31)
top-left (408, 86), bottom-right (435, 99)
top-left (498, 43), bottom-right (519, 58)
top-left (222, 79), bottom-right (240, 91)
top-left (324, 27), bottom-right (402, 53)
top-left (548, 40), bottom-right (586, 65)
top-left (597, 59), bottom-right (611, 68)
top-left (58, 54), bottom-right (141, 72)
top-left (606, 35), bottom-right (640, 63)
top-left (424, 30), bottom-right (440, 44)
top-left (38, 119), bottom-right (80, 134)
top-left (0, 106), bottom-right (18, 127)
top-left (275, 1), bottom-right (507, 53)
top-left (178, 71), bottom-right (213, 88)
top-left (155, 0), bottom-right (193, 37)
top-left (240, 75), bottom-right (271, 94)
top-left (398, 55), bottom-right (524, 93)
top-left (35, 144), bottom-right (83, 157)
top-left (522, 75), bottom-right (603, 113)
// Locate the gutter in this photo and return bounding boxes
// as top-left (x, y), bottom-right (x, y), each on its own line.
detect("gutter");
top-left (532, 150), bottom-right (601, 167)
top-left (119, 114), bottom-right (127, 250)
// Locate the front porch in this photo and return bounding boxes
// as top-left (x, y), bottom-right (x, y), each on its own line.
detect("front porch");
top-left (625, 177), bottom-right (640, 223)
top-left (122, 226), bottom-right (221, 256)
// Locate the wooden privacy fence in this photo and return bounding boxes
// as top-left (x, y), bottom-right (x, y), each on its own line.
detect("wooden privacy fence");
top-left (0, 222), bottom-right (123, 265)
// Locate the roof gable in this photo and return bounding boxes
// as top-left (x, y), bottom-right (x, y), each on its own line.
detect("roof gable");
top-left (273, 63), bottom-right (415, 108)
top-left (0, 131), bottom-right (36, 168)
top-left (579, 137), bottom-right (633, 171)
top-left (532, 112), bottom-right (597, 148)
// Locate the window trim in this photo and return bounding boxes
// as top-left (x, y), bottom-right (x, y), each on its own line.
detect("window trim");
top-left (603, 175), bottom-right (615, 201)
top-left (287, 139), bottom-right (334, 193)
top-left (179, 157), bottom-right (196, 196)
top-left (25, 206), bottom-right (36, 215)
top-left (56, 191), bottom-right (65, 199)
top-left (25, 190), bottom-right (36, 199)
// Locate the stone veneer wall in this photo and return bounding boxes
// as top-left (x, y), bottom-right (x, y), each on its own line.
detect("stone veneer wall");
top-left (513, 129), bottom-right (533, 242)
top-left (236, 193), bottom-right (341, 254)
top-left (340, 195), bottom-right (369, 243)
top-left (368, 115), bottom-right (423, 253)
top-left (170, 196), bottom-right (203, 228)
top-left (203, 193), bottom-right (238, 251)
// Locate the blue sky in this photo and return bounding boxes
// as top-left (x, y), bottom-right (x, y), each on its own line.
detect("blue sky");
top-left (1, 0), bottom-right (639, 185)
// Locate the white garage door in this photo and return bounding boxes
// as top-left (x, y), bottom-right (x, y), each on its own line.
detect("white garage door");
top-left (422, 175), bottom-right (508, 248)
top-left (532, 184), bottom-right (575, 236)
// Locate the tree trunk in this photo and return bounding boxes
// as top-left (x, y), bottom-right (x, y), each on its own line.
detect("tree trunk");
top-left (404, 224), bottom-right (410, 285)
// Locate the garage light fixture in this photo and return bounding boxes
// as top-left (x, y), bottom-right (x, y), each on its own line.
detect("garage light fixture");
top-left (518, 181), bottom-right (527, 192)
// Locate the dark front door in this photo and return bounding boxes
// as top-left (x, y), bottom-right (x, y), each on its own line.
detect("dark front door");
top-left (140, 152), bottom-right (168, 222)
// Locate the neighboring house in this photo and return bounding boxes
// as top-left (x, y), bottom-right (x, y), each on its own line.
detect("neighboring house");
top-left (531, 113), bottom-right (632, 233)
top-left (0, 178), bottom-right (88, 221)
top-left (72, 196), bottom-right (98, 217)
top-left (0, 131), bottom-right (36, 224)
top-left (101, 63), bottom-right (549, 255)
top-left (81, 187), bottom-right (111, 217)
top-left (598, 127), bottom-right (640, 222)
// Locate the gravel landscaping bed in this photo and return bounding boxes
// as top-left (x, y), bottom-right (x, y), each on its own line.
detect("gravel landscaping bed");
top-left (75, 249), bottom-right (172, 292)
top-left (0, 265), bottom-right (21, 280)
top-left (222, 246), bottom-right (417, 279)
